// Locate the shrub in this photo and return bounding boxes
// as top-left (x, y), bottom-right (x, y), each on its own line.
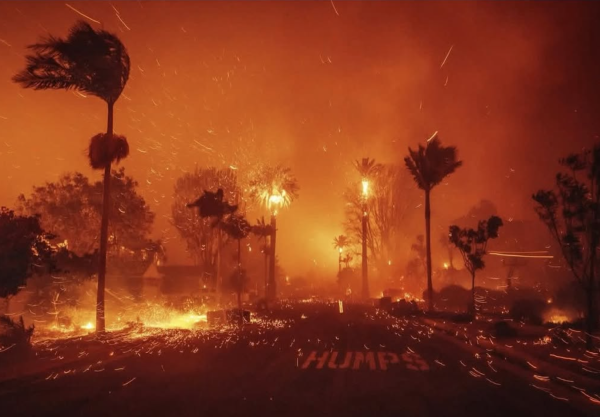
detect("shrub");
top-left (509, 298), bottom-right (547, 325)
top-left (492, 321), bottom-right (518, 338)
top-left (0, 315), bottom-right (34, 352)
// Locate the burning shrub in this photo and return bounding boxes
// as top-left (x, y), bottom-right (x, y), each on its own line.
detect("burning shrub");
top-left (0, 315), bottom-right (34, 355)
top-left (509, 298), bottom-right (548, 325)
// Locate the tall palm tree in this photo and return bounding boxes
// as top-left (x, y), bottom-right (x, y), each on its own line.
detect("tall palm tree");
top-left (248, 165), bottom-right (299, 300)
top-left (13, 21), bottom-right (130, 333)
top-left (251, 216), bottom-right (273, 297)
top-left (404, 135), bottom-right (462, 312)
top-left (354, 158), bottom-right (382, 299)
top-left (333, 234), bottom-right (350, 274)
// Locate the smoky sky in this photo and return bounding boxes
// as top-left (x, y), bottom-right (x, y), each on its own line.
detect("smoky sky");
top-left (0, 1), bottom-right (598, 274)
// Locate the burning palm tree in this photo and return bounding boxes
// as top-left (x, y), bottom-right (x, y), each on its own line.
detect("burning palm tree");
top-left (248, 165), bottom-right (299, 300)
top-left (13, 21), bottom-right (131, 333)
top-left (251, 216), bottom-right (273, 297)
top-left (405, 135), bottom-right (462, 312)
top-left (354, 158), bottom-right (382, 299)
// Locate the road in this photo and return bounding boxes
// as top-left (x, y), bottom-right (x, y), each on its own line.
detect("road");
top-left (0, 301), bottom-right (597, 417)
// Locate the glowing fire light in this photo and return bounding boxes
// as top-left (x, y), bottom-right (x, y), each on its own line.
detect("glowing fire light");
top-left (548, 314), bottom-right (570, 324)
top-left (443, 262), bottom-right (449, 269)
top-left (262, 189), bottom-right (289, 215)
top-left (80, 322), bottom-right (94, 330)
top-left (361, 179), bottom-right (369, 198)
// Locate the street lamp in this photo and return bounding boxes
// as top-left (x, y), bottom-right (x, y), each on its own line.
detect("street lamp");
top-left (361, 178), bottom-right (369, 299)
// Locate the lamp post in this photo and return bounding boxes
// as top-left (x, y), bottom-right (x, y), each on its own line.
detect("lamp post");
top-left (361, 178), bottom-right (369, 299)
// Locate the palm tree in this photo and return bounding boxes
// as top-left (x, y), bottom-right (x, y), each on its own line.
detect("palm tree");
top-left (354, 158), bottom-right (382, 299)
top-left (251, 216), bottom-right (273, 297)
top-left (13, 21), bottom-right (131, 333)
top-left (248, 165), bottom-right (299, 300)
top-left (333, 234), bottom-right (350, 274)
top-left (404, 135), bottom-right (462, 312)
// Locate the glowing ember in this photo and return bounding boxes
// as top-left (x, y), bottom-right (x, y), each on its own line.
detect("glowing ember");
top-left (548, 315), bottom-right (570, 324)
top-left (80, 322), bottom-right (94, 330)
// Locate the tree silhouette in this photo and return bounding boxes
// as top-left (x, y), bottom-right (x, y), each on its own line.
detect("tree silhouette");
top-left (248, 165), bottom-right (299, 300)
top-left (333, 235), bottom-right (350, 275)
top-left (344, 164), bottom-right (417, 276)
top-left (405, 135), bottom-right (462, 312)
top-left (449, 216), bottom-right (503, 318)
top-left (17, 169), bottom-right (156, 268)
top-left (0, 208), bottom-right (54, 303)
top-left (13, 21), bottom-right (131, 333)
top-left (353, 158), bottom-right (383, 299)
top-left (221, 214), bottom-right (252, 324)
top-left (173, 168), bottom-right (239, 291)
top-left (533, 144), bottom-right (600, 347)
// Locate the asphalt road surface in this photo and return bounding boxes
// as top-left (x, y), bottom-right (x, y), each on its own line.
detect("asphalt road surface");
top-left (0, 301), bottom-right (597, 417)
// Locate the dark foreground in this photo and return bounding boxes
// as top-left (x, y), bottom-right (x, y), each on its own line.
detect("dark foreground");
top-left (0, 301), bottom-right (597, 417)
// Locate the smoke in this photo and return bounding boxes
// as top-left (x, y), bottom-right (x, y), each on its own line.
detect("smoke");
top-left (0, 1), bottom-right (598, 277)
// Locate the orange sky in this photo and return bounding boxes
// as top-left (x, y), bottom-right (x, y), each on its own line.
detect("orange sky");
top-left (0, 1), bottom-right (598, 276)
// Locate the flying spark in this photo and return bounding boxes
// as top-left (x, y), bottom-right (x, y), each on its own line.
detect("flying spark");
top-left (65, 3), bottom-right (101, 24)
top-left (440, 44), bottom-right (454, 68)
top-left (330, 0), bottom-right (340, 16)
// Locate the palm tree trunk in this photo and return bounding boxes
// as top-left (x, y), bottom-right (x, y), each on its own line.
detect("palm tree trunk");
top-left (425, 189), bottom-right (433, 312)
top-left (237, 238), bottom-right (243, 326)
top-left (268, 215), bottom-right (277, 300)
top-left (216, 229), bottom-right (222, 298)
top-left (264, 250), bottom-right (269, 298)
top-left (586, 240), bottom-right (596, 349)
top-left (362, 201), bottom-right (369, 299)
top-left (96, 102), bottom-right (114, 333)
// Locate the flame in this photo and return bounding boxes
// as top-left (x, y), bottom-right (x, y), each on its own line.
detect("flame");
top-left (260, 189), bottom-right (289, 215)
top-left (361, 179), bottom-right (369, 198)
top-left (548, 314), bottom-right (570, 324)
top-left (544, 308), bottom-right (574, 324)
top-left (80, 322), bottom-right (94, 330)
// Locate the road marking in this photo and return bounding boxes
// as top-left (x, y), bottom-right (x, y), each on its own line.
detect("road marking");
top-left (301, 351), bottom-right (429, 371)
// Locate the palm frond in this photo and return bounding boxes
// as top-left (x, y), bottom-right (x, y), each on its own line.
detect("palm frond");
top-left (248, 165), bottom-right (300, 213)
top-left (13, 20), bottom-right (130, 104)
top-left (355, 157), bottom-right (382, 179)
top-left (405, 136), bottom-right (462, 191)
